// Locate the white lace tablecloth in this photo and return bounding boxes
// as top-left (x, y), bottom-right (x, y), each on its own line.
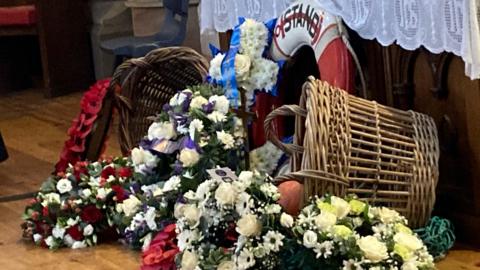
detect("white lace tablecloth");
top-left (199, 0), bottom-right (295, 33)
top-left (199, 0), bottom-right (480, 80)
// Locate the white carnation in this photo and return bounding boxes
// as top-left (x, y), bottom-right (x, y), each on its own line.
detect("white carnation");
top-left (163, 175), bottom-right (181, 192)
top-left (209, 53), bottom-right (225, 81)
top-left (236, 214), bottom-right (262, 237)
top-left (181, 250), bottom-right (199, 270)
top-left (179, 148), bottom-right (200, 167)
top-left (215, 182), bottom-right (238, 206)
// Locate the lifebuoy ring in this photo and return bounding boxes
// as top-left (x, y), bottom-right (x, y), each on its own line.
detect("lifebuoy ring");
top-left (271, 0), bottom-right (354, 92)
top-left (250, 1), bottom-right (355, 149)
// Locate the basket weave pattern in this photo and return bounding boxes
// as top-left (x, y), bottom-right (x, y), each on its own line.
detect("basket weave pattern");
top-left (111, 47), bottom-right (209, 154)
top-left (265, 77), bottom-right (439, 227)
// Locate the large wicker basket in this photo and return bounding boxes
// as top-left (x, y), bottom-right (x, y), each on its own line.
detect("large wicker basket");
top-left (265, 77), bottom-right (439, 227)
top-left (111, 47), bottom-right (209, 154)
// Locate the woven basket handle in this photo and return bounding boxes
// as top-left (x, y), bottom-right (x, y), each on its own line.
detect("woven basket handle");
top-left (274, 169), bottom-right (349, 186)
top-left (264, 104), bottom-right (307, 155)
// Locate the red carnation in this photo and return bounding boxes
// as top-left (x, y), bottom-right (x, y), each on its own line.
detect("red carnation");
top-left (111, 185), bottom-right (127, 203)
top-left (66, 225), bottom-right (83, 241)
top-left (80, 205), bottom-right (103, 223)
top-left (141, 223), bottom-right (178, 270)
top-left (117, 167), bottom-right (132, 178)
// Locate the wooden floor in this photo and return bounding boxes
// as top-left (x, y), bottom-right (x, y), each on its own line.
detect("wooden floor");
top-left (0, 88), bottom-right (479, 269)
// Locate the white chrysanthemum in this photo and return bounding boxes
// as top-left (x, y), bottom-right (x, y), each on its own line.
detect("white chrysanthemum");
top-left (209, 95), bottom-right (230, 114)
top-left (195, 180), bottom-right (213, 201)
top-left (147, 121), bottom-right (176, 141)
top-left (240, 58), bottom-right (278, 94)
top-left (216, 130), bottom-right (235, 149)
top-left (163, 175), bottom-right (181, 192)
top-left (313, 240), bottom-right (334, 259)
top-left (239, 19), bottom-right (268, 58)
top-left (177, 229), bottom-right (201, 251)
top-left (209, 53), bottom-right (225, 81)
top-left (262, 231), bottom-right (285, 253)
top-left (236, 248), bottom-right (256, 270)
top-left (236, 192), bottom-right (253, 215)
top-left (207, 111), bottom-right (227, 123)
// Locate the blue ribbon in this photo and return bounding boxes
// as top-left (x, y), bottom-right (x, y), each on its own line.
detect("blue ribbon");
top-left (207, 17), bottom-right (286, 106)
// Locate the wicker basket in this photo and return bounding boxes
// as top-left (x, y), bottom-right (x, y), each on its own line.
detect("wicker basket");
top-left (111, 47), bottom-right (209, 154)
top-left (265, 77), bottom-right (439, 227)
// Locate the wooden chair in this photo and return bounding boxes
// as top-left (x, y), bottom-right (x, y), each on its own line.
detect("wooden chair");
top-left (0, 0), bottom-right (93, 97)
top-left (83, 46), bottom-right (209, 160)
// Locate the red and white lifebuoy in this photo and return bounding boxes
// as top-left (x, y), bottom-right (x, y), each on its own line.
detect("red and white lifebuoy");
top-left (271, 0), bottom-right (354, 92)
top-left (250, 1), bottom-right (355, 150)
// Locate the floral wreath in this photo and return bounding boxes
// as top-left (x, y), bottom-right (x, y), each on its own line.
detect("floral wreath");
top-left (55, 79), bottom-right (111, 173)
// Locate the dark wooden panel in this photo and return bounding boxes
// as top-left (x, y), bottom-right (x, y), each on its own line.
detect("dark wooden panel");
top-left (36, 0), bottom-right (94, 97)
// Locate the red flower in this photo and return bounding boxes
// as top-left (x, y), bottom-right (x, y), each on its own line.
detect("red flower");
top-left (73, 161), bottom-right (89, 180)
top-left (101, 166), bottom-right (116, 180)
top-left (117, 167), bottom-right (133, 178)
top-left (141, 224), bottom-right (179, 270)
top-left (111, 185), bottom-right (127, 203)
top-left (66, 225), bottom-right (83, 241)
top-left (80, 205), bottom-right (103, 223)
top-left (42, 206), bottom-right (49, 217)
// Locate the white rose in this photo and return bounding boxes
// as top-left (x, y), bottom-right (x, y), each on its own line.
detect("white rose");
top-left (122, 195), bottom-right (142, 217)
top-left (72, 241), bottom-right (87, 249)
top-left (215, 182), bottom-right (238, 206)
top-left (181, 250), bottom-right (199, 270)
top-left (63, 235), bottom-right (74, 247)
top-left (52, 225), bottom-right (65, 239)
top-left (147, 121), bottom-right (176, 141)
top-left (218, 260), bottom-right (235, 270)
top-left (190, 95), bottom-right (209, 110)
top-left (209, 95), bottom-right (230, 114)
top-left (96, 188), bottom-right (110, 200)
top-left (207, 111), bottom-right (227, 123)
top-left (377, 207), bottom-right (401, 224)
top-left (234, 54), bottom-right (251, 82)
top-left (33, 234), bottom-right (42, 243)
top-left (330, 196), bottom-right (351, 219)
top-left (314, 211), bottom-right (337, 230)
top-left (56, 179), bottom-right (72, 194)
top-left (179, 148), bottom-right (200, 167)
top-left (393, 232), bottom-right (423, 251)
top-left (169, 92), bottom-right (188, 106)
top-left (303, 230), bottom-right (318, 248)
top-left (236, 214), bottom-right (262, 237)
top-left (216, 130), bottom-right (235, 149)
top-left (356, 236), bottom-right (389, 262)
top-left (280, 213), bottom-right (294, 228)
top-left (183, 204), bottom-right (201, 227)
top-left (67, 217), bottom-right (79, 227)
top-left (83, 224), bottom-right (94, 236)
